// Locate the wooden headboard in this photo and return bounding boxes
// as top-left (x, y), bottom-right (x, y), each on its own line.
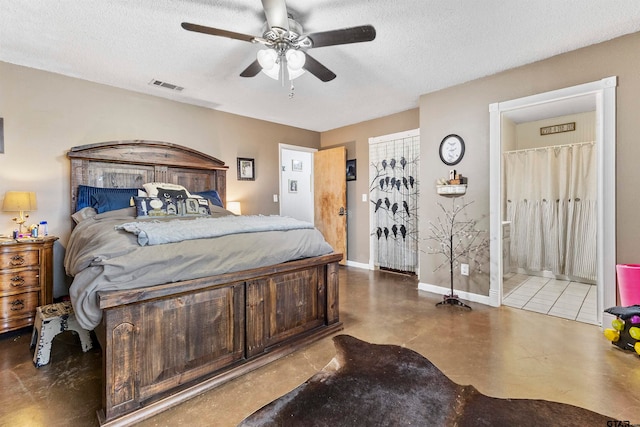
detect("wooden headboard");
top-left (67, 140), bottom-right (228, 214)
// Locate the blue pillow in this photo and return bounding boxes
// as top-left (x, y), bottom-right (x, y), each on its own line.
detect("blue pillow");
top-left (193, 190), bottom-right (224, 208)
top-left (76, 185), bottom-right (139, 211)
top-left (90, 192), bottom-right (134, 214)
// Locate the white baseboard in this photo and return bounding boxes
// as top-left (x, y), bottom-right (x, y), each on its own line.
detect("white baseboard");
top-left (418, 282), bottom-right (493, 306)
top-left (345, 260), bottom-right (373, 270)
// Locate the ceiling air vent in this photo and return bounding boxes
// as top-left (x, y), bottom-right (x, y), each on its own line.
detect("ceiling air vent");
top-left (149, 79), bottom-right (184, 92)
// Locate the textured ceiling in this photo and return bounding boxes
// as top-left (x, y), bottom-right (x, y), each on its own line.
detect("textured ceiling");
top-left (2, 1), bottom-right (640, 132)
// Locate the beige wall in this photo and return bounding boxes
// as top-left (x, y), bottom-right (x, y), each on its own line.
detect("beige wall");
top-left (515, 111), bottom-right (596, 149)
top-left (320, 109), bottom-right (420, 264)
top-left (420, 31), bottom-right (640, 295)
top-left (0, 61), bottom-right (320, 296)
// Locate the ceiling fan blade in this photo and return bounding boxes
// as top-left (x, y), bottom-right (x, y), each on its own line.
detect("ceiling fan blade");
top-left (240, 60), bottom-right (262, 77)
top-left (307, 25), bottom-right (376, 48)
top-left (303, 53), bottom-right (336, 82)
top-left (181, 22), bottom-right (256, 43)
top-left (261, 0), bottom-right (289, 31)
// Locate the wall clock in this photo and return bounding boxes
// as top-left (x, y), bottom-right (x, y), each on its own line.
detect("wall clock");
top-left (439, 134), bottom-right (465, 166)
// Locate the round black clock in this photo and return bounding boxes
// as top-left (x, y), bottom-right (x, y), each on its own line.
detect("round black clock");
top-left (439, 134), bottom-right (465, 166)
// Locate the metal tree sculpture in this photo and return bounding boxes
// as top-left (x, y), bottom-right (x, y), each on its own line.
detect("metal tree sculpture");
top-left (426, 198), bottom-right (489, 309)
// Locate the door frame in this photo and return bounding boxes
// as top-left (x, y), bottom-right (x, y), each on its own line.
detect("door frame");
top-left (489, 76), bottom-right (617, 326)
top-left (278, 143), bottom-right (317, 219)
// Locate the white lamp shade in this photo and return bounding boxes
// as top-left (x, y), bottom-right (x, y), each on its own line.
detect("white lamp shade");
top-left (257, 49), bottom-right (280, 80)
top-left (285, 49), bottom-right (305, 70)
top-left (227, 201), bottom-right (242, 216)
top-left (3, 191), bottom-right (37, 212)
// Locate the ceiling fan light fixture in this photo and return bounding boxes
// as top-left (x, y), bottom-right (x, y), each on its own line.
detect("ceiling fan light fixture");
top-left (257, 48), bottom-right (280, 80)
top-left (285, 49), bottom-right (305, 70)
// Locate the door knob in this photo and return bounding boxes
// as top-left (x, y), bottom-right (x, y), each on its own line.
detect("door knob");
top-left (339, 207), bottom-right (346, 216)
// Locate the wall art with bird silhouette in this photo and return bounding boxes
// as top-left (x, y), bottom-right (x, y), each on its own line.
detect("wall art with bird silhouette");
top-left (369, 133), bottom-right (419, 274)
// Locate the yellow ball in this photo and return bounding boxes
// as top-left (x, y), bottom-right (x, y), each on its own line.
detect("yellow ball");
top-left (629, 326), bottom-right (640, 341)
top-left (635, 342), bottom-right (640, 356)
top-left (603, 328), bottom-right (620, 342)
top-left (612, 318), bottom-right (625, 331)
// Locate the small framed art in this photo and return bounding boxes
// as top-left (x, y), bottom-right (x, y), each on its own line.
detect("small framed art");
top-left (288, 179), bottom-right (298, 193)
top-left (237, 157), bottom-right (255, 181)
top-left (346, 159), bottom-right (356, 181)
top-left (292, 159), bottom-right (303, 172)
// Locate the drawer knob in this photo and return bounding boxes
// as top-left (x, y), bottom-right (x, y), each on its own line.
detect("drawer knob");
top-left (10, 276), bottom-right (25, 287)
top-left (10, 299), bottom-right (25, 312)
top-left (10, 254), bottom-right (25, 266)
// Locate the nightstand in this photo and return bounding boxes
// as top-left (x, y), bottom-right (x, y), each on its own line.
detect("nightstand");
top-left (0, 236), bottom-right (58, 334)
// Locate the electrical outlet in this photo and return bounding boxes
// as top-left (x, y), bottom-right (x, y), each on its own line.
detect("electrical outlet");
top-left (273, 194), bottom-right (278, 203)
top-left (461, 264), bottom-right (469, 276)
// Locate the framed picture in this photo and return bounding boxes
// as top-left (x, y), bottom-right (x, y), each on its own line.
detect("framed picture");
top-left (346, 159), bottom-right (356, 181)
top-left (288, 179), bottom-right (298, 193)
top-left (292, 159), bottom-right (303, 172)
top-left (237, 157), bottom-right (255, 181)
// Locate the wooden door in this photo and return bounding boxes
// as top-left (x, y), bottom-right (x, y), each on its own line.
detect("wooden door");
top-left (314, 147), bottom-right (347, 265)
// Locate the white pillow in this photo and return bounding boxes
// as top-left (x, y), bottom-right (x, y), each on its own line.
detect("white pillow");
top-left (142, 182), bottom-right (191, 198)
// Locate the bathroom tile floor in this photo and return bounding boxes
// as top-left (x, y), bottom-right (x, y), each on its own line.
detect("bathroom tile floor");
top-left (503, 273), bottom-right (598, 325)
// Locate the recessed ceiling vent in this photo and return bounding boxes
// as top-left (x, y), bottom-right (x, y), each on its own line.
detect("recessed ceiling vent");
top-left (149, 79), bottom-right (184, 92)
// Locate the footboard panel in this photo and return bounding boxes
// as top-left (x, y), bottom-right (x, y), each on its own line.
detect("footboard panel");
top-left (95, 253), bottom-right (343, 425)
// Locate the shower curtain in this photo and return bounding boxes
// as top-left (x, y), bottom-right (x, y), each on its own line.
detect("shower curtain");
top-left (369, 133), bottom-right (419, 273)
top-left (504, 142), bottom-right (596, 282)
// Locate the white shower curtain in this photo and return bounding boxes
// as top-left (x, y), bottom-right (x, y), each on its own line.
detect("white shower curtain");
top-left (504, 142), bottom-right (596, 282)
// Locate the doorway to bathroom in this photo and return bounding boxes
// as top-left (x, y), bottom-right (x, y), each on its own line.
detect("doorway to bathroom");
top-left (489, 77), bottom-right (617, 326)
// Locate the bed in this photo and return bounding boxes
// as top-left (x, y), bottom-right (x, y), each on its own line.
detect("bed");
top-left (66, 140), bottom-right (343, 426)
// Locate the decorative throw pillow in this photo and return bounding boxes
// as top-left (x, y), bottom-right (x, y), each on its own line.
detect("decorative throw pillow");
top-left (133, 196), bottom-right (211, 218)
top-left (142, 182), bottom-right (191, 198)
top-left (192, 190), bottom-right (224, 208)
top-left (156, 187), bottom-right (189, 200)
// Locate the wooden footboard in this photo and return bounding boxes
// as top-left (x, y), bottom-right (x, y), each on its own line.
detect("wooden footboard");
top-left (94, 253), bottom-right (342, 426)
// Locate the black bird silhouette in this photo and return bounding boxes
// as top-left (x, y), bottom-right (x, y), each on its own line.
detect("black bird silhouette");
top-left (402, 177), bottom-right (409, 189)
top-left (374, 198), bottom-right (382, 212)
top-left (376, 227), bottom-right (383, 240)
top-left (395, 180), bottom-right (401, 191)
top-left (391, 202), bottom-right (398, 215)
top-left (392, 224), bottom-right (398, 237)
top-left (403, 201), bottom-right (410, 217)
top-left (409, 176), bottom-right (415, 188)
top-left (390, 158), bottom-right (396, 169)
top-left (379, 178), bottom-right (385, 190)
top-left (400, 157), bottom-right (407, 169)
top-left (381, 159), bottom-right (387, 170)
top-left (383, 227), bottom-right (389, 240)
top-left (390, 177), bottom-right (396, 188)
top-left (400, 224), bottom-right (407, 239)
top-left (384, 197), bottom-right (391, 209)
top-left (385, 176), bottom-right (390, 187)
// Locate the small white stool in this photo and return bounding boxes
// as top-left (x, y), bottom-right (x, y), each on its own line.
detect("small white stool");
top-left (30, 301), bottom-right (93, 367)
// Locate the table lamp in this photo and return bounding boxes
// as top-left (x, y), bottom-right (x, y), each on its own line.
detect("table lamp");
top-left (3, 191), bottom-right (37, 234)
top-left (227, 201), bottom-right (242, 215)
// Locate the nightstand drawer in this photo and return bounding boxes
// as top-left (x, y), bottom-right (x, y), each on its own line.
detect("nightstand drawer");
top-left (0, 269), bottom-right (40, 293)
top-left (0, 291), bottom-right (39, 320)
top-left (0, 250), bottom-right (39, 269)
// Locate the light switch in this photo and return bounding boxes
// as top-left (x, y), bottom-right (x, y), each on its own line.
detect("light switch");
top-left (362, 194), bottom-right (367, 202)
top-left (273, 194), bottom-right (278, 203)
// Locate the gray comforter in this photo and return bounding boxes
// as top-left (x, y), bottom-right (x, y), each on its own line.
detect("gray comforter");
top-left (65, 207), bottom-right (334, 330)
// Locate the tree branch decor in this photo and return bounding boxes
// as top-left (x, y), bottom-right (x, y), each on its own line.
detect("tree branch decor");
top-left (426, 198), bottom-right (489, 309)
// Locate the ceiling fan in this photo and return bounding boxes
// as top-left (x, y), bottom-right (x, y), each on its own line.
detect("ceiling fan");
top-left (181, 0), bottom-right (376, 83)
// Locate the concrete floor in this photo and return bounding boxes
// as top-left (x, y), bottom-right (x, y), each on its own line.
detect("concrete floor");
top-left (1, 266), bottom-right (639, 426)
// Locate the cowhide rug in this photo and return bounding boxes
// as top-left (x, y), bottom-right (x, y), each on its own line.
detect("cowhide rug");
top-left (239, 335), bottom-right (617, 427)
